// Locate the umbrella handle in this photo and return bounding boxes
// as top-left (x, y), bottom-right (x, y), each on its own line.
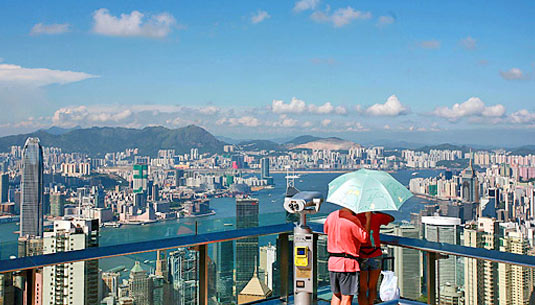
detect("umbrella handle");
top-left (370, 229), bottom-right (375, 248)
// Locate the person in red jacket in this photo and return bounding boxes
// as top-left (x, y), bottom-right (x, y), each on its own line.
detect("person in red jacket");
top-left (356, 212), bottom-right (394, 305)
top-left (324, 209), bottom-right (371, 305)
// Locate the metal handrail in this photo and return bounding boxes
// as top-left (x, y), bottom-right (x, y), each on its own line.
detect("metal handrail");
top-left (0, 223), bottom-right (294, 273)
top-left (4, 221), bottom-right (535, 273)
top-left (308, 223), bottom-right (535, 268)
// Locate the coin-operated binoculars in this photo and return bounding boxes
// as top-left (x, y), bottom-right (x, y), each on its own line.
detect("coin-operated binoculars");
top-left (284, 191), bottom-right (323, 305)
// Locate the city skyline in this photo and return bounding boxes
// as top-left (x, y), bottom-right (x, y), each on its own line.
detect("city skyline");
top-left (0, 1), bottom-right (534, 144)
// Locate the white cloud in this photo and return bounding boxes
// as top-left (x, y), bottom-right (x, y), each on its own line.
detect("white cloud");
top-left (345, 121), bottom-right (368, 132)
top-left (418, 40), bottom-right (441, 49)
top-left (272, 98), bottom-right (347, 115)
top-left (311, 7), bottom-right (371, 28)
top-left (335, 106), bottom-right (347, 115)
top-left (92, 8), bottom-right (176, 38)
top-left (366, 95), bottom-right (409, 116)
top-left (432, 97), bottom-right (506, 121)
top-left (30, 23), bottom-right (71, 35)
top-left (294, 0), bottom-right (320, 13)
top-left (199, 106), bottom-right (220, 115)
top-left (272, 98), bottom-right (307, 113)
top-left (500, 68), bottom-right (528, 80)
top-left (251, 10), bottom-right (270, 24)
top-left (294, 0), bottom-right (320, 12)
top-left (270, 115), bottom-right (298, 128)
top-left (460, 36), bottom-right (477, 50)
top-left (0, 63), bottom-right (98, 87)
top-left (377, 15), bottom-right (395, 27)
top-left (218, 116), bottom-right (261, 127)
top-left (321, 119), bottom-right (331, 127)
top-left (51, 104), bottom-right (223, 128)
top-left (309, 102), bottom-right (334, 114)
top-left (302, 121), bottom-right (313, 128)
top-left (509, 109), bottom-right (535, 124)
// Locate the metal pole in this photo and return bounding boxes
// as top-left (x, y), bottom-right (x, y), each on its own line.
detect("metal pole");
top-left (198, 244), bottom-right (208, 305)
top-left (426, 252), bottom-right (437, 305)
top-left (278, 233), bottom-right (290, 303)
top-left (293, 225), bottom-right (312, 305)
top-left (312, 233), bottom-right (318, 303)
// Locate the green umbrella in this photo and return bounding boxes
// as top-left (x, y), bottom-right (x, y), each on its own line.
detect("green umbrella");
top-left (326, 169), bottom-right (413, 214)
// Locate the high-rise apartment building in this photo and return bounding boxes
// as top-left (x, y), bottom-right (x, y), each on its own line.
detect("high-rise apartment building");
top-left (464, 217), bottom-right (499, 305)
top-left (20, 137), bottom-right (44, 237)
top-left (394, 224), bottom-right (422, 300)
top-left (422, 216), bottom-right (461, 301)
top-left (132, 163), bottom-right (148, 194)
top-left (259, 243), bottom-right (276, 290)
top-left (49, 192), bottom-right (65, 217)
top-left (169, 248), bottom-right (198, 305)
top-left (101, 272), bottom-right (119, 299)
top-left (261, 158), bottom-right (270, 179)
top-left (236, 197), bottom-right (259, 293)
top-left (0, 173), bottom-right (8, 203)
top-left (42, 218), bottom-right (100, 305)
top-left (498, 230), bottom-right (534, 305)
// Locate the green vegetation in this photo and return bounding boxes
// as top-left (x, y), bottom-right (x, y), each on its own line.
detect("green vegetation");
top-left (416, 143), bottom-right (473, 154)
top-left (0, 125), bottom-right (224, 156)
top-left (238, 139), bottom-right (284, 151)
top-left (511, 145), bottom-right (535, 156)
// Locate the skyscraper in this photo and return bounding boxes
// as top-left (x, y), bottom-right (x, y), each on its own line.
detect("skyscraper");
top-left (0, 173), bottom-right (8, 203)
top-left (464, 217), bottom-right (499, 305)
top-left (422, 216), bottom-right (461, 301)
top-left (236, 197), bottom-right (259, 293)
top-left (42, 218), bottom-right (100, 305)
top-left (169, 248), bottom-right (198, 305)
top-left (49, 191), bottom-right (65, 217)
top-left (461, 155), bottom-right (479, 204)
top-left (102, 272), bottom-right (120, 299)
top-left (128, 262), bottom-right (151, 305)
top-left (261, 158), bottom-right (270, 179)
top-left (498, 230), bottom-right (534, 305)
top-left (20, 137), bottom-right (44, 237)
top-left (259, 243), bottom-right (276, 290)
top-left (394, 224), bottom-right (422, 300)
top-left (132, 163), bottom-right (148, 194)
top-left (212, 241), bottom-right (234, 304)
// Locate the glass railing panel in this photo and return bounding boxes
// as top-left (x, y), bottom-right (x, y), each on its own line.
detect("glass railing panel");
top-left (206, 233), bottom-right (291, 304)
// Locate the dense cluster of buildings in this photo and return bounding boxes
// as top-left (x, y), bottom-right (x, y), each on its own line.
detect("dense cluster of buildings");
top-left (399, 156), bottom-right (535, 304)
top-left (403, 149), bottom-right (535, 181)
top-left (1, 136), bottom-right (535, 304)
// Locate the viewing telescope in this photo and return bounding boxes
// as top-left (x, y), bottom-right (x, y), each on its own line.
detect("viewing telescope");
top-left (283, 189), bottom-right (323, 305)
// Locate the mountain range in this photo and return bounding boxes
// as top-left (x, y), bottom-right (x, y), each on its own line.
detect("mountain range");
top-left (0, 125), bottom-right (224, 156)
top-left (1, 125), bottom-right (534, 156)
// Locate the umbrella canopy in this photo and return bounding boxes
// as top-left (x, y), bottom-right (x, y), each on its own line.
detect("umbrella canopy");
top-left (326, 169), bottom-right (413, 214)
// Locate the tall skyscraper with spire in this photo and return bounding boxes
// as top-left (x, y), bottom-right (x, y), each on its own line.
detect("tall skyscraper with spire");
top-left (461, 150), bottom-right (479, 204)
top-left (20, 137), bottom-right (44, 237)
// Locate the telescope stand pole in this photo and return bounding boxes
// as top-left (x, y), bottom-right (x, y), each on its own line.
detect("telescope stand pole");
top-left (294, 213), bottom-right (313, 305)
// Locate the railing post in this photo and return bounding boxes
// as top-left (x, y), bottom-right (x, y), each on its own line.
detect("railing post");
top-left (198, 244), bottom-right (208, 305)
top-left (312, 233), bottom-right (318, 303)
top-left (426, 252), bottom-right (437, 305)
top-left (278, 233), bottom-right (290, 303)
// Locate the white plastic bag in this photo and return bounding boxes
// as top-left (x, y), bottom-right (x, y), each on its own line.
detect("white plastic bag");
top-left (379, 271), bottom-right (400, 302)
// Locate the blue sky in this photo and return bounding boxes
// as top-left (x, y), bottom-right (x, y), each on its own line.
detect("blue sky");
top-left (0, 0), bottom-right (534, 145)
